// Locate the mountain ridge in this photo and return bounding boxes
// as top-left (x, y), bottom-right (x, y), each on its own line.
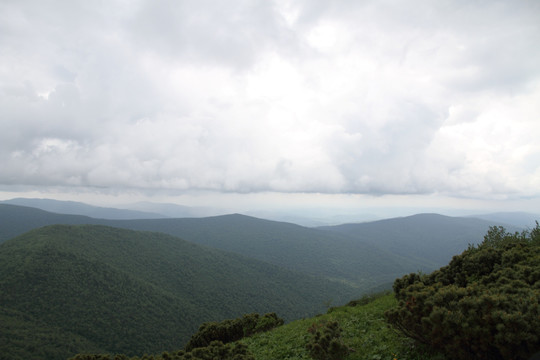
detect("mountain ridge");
top-left (0, 224), bottom-right (358, 359)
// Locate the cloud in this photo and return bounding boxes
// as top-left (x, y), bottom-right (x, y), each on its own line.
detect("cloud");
top-left (1, 0), bottom-right (539, 203)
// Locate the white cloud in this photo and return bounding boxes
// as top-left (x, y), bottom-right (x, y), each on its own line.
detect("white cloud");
top-left (1, 0), bottom-right (539, 212)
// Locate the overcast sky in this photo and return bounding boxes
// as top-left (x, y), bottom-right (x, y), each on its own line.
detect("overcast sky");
top-left (1, 0), bottom-right (539, 217)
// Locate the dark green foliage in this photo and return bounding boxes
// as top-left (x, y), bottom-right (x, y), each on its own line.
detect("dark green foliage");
top-left (0, 224), bottom-right (350, 359)
top-left (306, 320), bottom-right (351, 360)
top-left (385, 224), bottom-right (540, 360)
top-left (70, 341), bottom-right (254, 360)
top-left (176, 341), bottom-right (254, 360)
top-left (184, 313), bottom-right (284, 351)
top-left (1, 204), bottom-right (449, 292)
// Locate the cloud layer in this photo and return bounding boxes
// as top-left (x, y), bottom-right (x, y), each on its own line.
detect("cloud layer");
top-left (1, 0), bottom-right (539, 201)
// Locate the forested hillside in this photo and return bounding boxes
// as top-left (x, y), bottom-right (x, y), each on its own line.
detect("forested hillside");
top-left (0, 205), bottom-right (425, 291)
top-left (0, 225), bottom-right (357, 359)
top-left (319, 213), bottom-right (515, 266)
top-left (102, 214), bottom-right (425, 290)
top-left (69, 225), bottom-right (539, 360)
top-left (1, 205), bottom-right (512, 294)
top-left (0, 204), bottom-right (102, 242)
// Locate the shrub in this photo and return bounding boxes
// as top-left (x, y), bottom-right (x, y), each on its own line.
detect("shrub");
top-left (174, 341), bottom-right (254, 360)
top-left (70, 342), bottom-right (254, 360)
top-left (184, 313), bottom-right (283, 351)
top-left (306, 320), bottom-right (351, 360)
top-left (385, 224), bottom-right (540, 360)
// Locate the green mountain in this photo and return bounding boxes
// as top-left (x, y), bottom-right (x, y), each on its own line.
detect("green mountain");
top-left (0, 224), bottom-right (357, 359)
top-left (0, 204), bottom-right (422, 291)
top-left (1, 205), bottom-right (509, 292)
top-left (100, 214), bottom-right (424, 290)
top-left (0, 204), bottom-right (100, 242)
top-left (318, 213), bottom-right (515, 267)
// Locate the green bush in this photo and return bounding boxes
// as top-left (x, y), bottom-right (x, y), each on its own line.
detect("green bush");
top-left (184, 313), bottom-right (283, 351)
top-left (173, 341), bottom-right (254, 360)
top-left (70, 341), bottom-right (253, 360)
top-left (305, 320), bottom-right (351, 360)
top-left (385, 224), bottom-right (540, 360)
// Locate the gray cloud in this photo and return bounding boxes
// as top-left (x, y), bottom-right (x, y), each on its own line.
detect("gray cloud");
top-left (1, 0), bottom-right (539, 205)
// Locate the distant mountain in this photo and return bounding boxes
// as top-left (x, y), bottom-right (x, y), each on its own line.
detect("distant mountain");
top-left (1, 205), bottom-right (508, 293)
top-left (467, 211), bottom-right (539, 228)
top-left (0, 224), bottom-right (356, 359)
top-left (0, 204), bottom-right (104, 242)
top-left (318, 213), bottom-right (520, 266)
top-left (125, 201), bottom-right (227, 218)
top-left (1, 198), bottom-right (166, 219)
top-left (102, 214), bottom-right (429, 290)
top-left (0, 204), bottom-right (419, 291)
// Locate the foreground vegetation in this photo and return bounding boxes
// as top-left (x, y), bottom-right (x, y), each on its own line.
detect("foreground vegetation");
top-left (2, 212), bottom-right (538, 359)
top-left (241, 293), bottom-right (440, 360)
top-left (68, 293), bottom-right (439, 360)
top-left (68, 224), bottom-right (539, 360)
top-left (386, 224), bottom-right (540, 360)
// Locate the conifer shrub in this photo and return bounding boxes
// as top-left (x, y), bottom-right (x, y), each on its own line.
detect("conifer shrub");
top-left (184, 313), bottom-right (283, 351)
top-left (385, 224), bottom-right (540, 360)
top-left (305, 320), bottom-right (352, 360)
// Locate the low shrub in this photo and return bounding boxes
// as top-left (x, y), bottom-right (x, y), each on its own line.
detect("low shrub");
top-left (306, 320), bottom-right (352, 360)
top-left (184, 313), bottom-right (283, 351)
top-left (385, 224), bottom-right (540, 360)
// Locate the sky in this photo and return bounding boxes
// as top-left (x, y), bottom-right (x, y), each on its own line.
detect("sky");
top-left (1, 0), bottom-right (540, 219)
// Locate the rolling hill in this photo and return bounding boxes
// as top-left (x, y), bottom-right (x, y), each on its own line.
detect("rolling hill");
top-left (317, 213), bottom-right (519, 266)
top-left (0, 224), bottom-right (358, 359)
top-left (0, 204), bottom-right (421, 291)
top-left (1, 204), bottom-right (516, 292)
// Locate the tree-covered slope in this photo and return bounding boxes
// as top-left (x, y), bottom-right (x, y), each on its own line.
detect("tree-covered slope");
top-left (102, 214), bottom-right (423, 290)
top-left (319, 213), bottom-right (516, 267)
top-left (68, 293), bottom-right (440, 360)
top-left (0, 203), bottom-right (102, 242)
top-left (0, 224), bottom-right (358, 359)
top-left (1, 205), bottom-right (498, 292)
top-left (0, 205), bottom-right (425, 291)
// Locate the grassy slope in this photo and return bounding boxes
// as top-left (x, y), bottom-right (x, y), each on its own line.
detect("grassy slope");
top-left (0, 224), bottom-right (357, 359)
top-left (241, 293), bottom-right (442, 360)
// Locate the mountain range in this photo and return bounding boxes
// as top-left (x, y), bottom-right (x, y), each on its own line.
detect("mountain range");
top-left (0, 198), bottom-right (537, 359)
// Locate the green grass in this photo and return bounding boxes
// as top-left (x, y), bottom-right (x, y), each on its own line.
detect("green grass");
top-left (241, 293), bottom-right (444, 360)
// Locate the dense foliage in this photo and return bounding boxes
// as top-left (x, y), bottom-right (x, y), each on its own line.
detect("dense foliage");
top-left (305, 320), bottom-right (351, 360)
top-left (0, 224), bottom-right (352, 359)
top-left (385, 224), bottom-right (540, 360)
top-left (70, 341), bottom-right (254, 360)
top-left (1, 204), bottom-right (464, 292)
top-left (185, 313), bottom-right (284, 351)
top-left (70, 312), bottom-right (282, 360)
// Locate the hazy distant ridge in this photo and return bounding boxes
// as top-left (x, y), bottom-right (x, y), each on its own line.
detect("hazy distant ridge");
top-left (1, 198), bottom-right (167, 220)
